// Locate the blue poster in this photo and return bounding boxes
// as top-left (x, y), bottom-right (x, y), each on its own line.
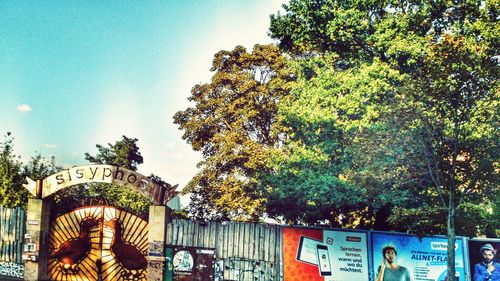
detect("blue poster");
top-left (371, 232), bottom-right (465, 281)
top-left (467, 239), bottom-right (500, 281)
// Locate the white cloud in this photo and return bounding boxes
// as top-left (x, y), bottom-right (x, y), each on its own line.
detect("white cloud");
top-left (17, 104), bottom-right (32, 112)
top-left (43, 143), bottom-right (57, 149)
top-left (161, 141), bottom-right (176, 149)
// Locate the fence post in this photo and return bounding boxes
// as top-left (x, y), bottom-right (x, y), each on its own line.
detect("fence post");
top-left (147, 205), bottom-right (171, 281)
top-left (24, 194), bottom-right (51, 280)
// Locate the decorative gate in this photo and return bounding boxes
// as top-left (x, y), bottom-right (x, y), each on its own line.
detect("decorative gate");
top-left (47, 206), bottom-right (149, 281)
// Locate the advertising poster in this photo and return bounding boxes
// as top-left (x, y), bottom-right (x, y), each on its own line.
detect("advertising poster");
top-left (467, 239), bottom-right (500, 281)
top-left (283, 227), bottom-right (369, 281)
top-left (371, 232), bottom-right (466, 281)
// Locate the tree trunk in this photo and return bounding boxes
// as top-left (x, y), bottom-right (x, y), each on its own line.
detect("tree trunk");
top-left (446, 195), bottom-right (456, 281)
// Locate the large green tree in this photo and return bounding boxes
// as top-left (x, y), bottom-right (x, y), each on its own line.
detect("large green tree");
top-left (174, 44), bottom-right (294, 221)
top-left (264, 58), bottom-right (406, 227)
top-left (269, 0), bottom-right (499, 279)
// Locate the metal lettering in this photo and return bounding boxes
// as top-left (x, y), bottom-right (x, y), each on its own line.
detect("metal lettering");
top-left (102, 167), bottom-right (112, 180)
top-left (27, 165), bottom-right (172, 205)
top-left (89, 166), bottom-right (99, 180)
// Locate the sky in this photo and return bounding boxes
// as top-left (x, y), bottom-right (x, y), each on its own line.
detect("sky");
top-left (0, 1), bottom-right (286, 196)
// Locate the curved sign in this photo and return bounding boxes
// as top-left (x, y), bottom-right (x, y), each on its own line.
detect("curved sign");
top-left (23, 164), bottom-right (178, 205)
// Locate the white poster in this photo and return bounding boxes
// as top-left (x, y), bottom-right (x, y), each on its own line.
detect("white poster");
top-left (322, 230), bottom-right (369, 281)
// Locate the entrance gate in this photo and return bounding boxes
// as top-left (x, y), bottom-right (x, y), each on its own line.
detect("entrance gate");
top-left (23, 165), bottom-right (176, 280)
top-left (47, 206), bottom-right (148, 281)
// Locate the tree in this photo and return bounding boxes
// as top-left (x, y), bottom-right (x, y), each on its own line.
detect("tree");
top-left (0, 133), bottom-right (60, 208)
top-left (82, 136), bottom-right (151, 216)
top-left (51, 136), bottom-right (150, 217)
top-left (174, 44), bottom-right (294, 221)
top-left (24, 153), bottom-right (60, 180)
top-left (51, 136), bottom-right (172, 218)
top-left (406, 34), bottom-right (498, 277)
top-left (0, 133), bottom-right (27, 207)
top-left (84, 135), bottom-right (143, 171)
top-left (264, 58), bottom-right (406, 227)
top-left (270, 0), bottom-right (499, 279)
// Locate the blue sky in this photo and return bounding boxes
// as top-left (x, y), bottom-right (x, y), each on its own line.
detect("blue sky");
top-left (0, 1), bottom-right (285, 190)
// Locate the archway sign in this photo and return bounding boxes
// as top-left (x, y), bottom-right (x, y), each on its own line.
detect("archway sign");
top-left (23, 164), bottom-right (178, 205)
top-left (22, 164), bottom-right (175, 281)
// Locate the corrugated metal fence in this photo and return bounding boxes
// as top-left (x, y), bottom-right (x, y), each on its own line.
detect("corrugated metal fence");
top-left (166, 219), bottom-right (281, 281)
top-left (0, 206), bottom-right (25, 264)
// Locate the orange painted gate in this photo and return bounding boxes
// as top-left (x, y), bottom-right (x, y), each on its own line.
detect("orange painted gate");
top-left (47, 206), bottom-right (149, 281)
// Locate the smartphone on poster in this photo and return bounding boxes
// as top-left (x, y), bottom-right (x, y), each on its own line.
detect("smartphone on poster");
top-left (317, 244), bottom-right (332, 276)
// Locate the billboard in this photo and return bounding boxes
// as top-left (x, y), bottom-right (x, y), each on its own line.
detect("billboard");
top-left (283, 227), bottom-right (369, 281)
top-left (467, 239), bottom-right (500, 281)
top-left (371, 232), bottom-right (466, 281)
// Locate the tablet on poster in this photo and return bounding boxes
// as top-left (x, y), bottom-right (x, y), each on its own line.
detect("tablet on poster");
top-left (297, 236), bottom-right (323, 265)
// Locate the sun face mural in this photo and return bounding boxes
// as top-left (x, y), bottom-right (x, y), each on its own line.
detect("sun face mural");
top-left (48, 206), bottom-right (149, 281)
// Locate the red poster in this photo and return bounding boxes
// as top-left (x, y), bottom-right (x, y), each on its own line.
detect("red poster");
top-left (283, 227), bottom-right (324, 281)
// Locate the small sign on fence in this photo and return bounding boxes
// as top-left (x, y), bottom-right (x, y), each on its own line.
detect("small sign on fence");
top-left (27, 220), bottom-right (39, 225)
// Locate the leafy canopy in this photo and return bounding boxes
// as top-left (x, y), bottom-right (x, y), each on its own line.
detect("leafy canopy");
top-left (51, 136), bottom-right (151, 217)
top-left (174, 44), bottom-right (295, 221)
top-left (84, 135), bottom-right (144, 171)
top-left (269, 0), bottom-right (499, 237)
top-left (83, 136), bottom-right (150, 215)
top-left (0, 133), bottom-right (28, 207)
top-left (0, 132), bottom-right (60, 208)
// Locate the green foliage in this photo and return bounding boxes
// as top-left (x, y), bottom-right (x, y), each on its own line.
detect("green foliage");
top-left (263, 56), bottom-right (412, 226)
top-left (52, 136), bottom-right (151, 217)
top-left (83, 136), bottom-right (150, 216)
top-left (0, 133), bottom-right (60, 208)
top-left (0, 133), bottom-right (27, 207)
top-left (174, 44), bottom-right (295, 221)
top-left (486, 192), bottom-right (500, 237)
top-left (173, 1), bottom-right (498, 253)
top-left (84, 135), bottom-right (143, 171)
top-left (269, 0), bottom-right (499, 238)
top-left (390, 201), bottom-right (495, 237)
top-left (24, 153), bottom-right (60, 180)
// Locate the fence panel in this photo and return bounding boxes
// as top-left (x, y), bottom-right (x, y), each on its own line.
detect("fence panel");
top-left (0, 206), bottom-right (25, 264)
top-left (0, 206), bottom-right (25, 280)
top-left (166, 219), bottom-right (280, 281)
